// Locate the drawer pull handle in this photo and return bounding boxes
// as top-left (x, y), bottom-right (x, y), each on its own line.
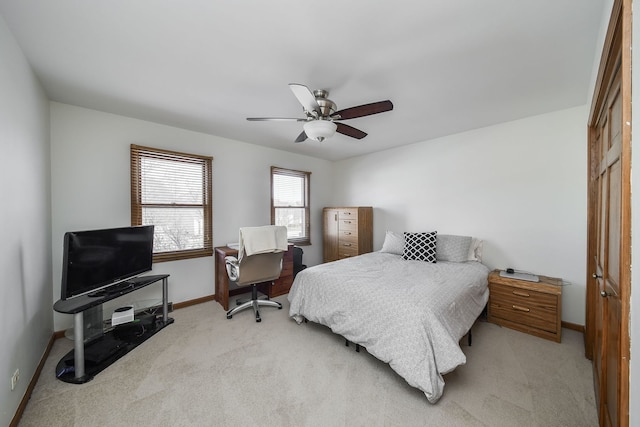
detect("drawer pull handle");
top-left (343, 212), bottom-right (351, 215)
top-left (344, 221), bottom-right (352, 224)
top-left (343, 243), bottom-right (352, 247)
top-left (512, 305), bottom-right (530, 312)
top-left (344, 232), bottom-right (352, 235)
top-left (512, 290), bottom-right (530, 297)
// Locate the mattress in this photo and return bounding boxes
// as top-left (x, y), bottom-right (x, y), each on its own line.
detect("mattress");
top-left (288, 251), bottom-right (490, 403)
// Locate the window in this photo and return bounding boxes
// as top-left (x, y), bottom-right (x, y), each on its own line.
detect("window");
top-left (131, 144), bottom-right (213, 262)
top-left (271, 166), bottom-right (311, 245)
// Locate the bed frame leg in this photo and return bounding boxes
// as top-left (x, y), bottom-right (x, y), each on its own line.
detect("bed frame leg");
top-left (344, 339), bottom-right (362, 352)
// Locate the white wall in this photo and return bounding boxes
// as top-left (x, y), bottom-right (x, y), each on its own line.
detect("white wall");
top-left (333, 105), bottom-right (587, 325)
top-left (0, 16), bottom-right (52, 427)
top-left (50, 102), bottom-right (334, 331)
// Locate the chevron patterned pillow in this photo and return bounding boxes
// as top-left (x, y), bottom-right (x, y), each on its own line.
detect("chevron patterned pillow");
top-left (402, 231), bottom-right (437, 262)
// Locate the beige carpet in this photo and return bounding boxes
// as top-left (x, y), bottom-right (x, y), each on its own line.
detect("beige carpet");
top-left (19, 295), bottom-right (598, 426)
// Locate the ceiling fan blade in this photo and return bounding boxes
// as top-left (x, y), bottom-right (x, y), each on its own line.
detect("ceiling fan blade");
top-left (246, 117), bottom-right (308, 121)
top-left (336, 123), bottom-right (367, 139)
top-left (289, 83), bottom-right (321, 113)
top-left (295, 131), bottom-right (308, 143)
top-left (333, 100), bottom-right (393, 120)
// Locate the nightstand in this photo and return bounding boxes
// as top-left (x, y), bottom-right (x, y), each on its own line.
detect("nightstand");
top-left (487, 270), bottom-right (562, 342)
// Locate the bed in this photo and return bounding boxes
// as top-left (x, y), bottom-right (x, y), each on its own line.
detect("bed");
top-left (287, 232), bottom-right (490, 403)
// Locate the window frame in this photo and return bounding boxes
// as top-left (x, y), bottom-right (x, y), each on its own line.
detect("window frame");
top-left (131, 144), bottom-right (213, 263)
top-left (270, 166), bottom-right (311, 245)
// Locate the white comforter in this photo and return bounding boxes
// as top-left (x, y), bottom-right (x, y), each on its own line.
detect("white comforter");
top-left (288, 252), bottom-right (490, 403)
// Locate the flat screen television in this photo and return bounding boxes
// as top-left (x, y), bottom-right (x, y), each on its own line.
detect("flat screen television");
top-left (61, 225), bottom-right (154, 300)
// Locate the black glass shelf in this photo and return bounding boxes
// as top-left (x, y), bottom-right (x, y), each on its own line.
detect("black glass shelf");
top-left (54, 274), bottom-right (170, 314)
top-left (55, 315), bottom-right (174, 384)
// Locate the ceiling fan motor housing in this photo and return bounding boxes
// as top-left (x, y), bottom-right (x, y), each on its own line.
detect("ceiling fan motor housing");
top-left (313, 89), bottom-right (336, 118)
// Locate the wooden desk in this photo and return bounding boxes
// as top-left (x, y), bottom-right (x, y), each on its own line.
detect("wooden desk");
top-left (214, 244), bottom-right (294, 310)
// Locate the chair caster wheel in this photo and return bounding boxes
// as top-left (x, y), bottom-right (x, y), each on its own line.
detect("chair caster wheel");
top-left (278, 306), bottom-right (283, 310)
top-left (256, 318), bottom-right (261, 323)
top-left (227, 315), bottom-right (232, 319)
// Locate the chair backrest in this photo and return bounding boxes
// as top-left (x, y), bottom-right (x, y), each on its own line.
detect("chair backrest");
top-left (232, 251), bottom-right (284, 286)
top-left (238, 225), bottom-right (288, 261)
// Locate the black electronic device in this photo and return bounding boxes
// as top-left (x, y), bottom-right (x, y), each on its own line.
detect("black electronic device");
top-left (506, 268), bottom-right (515, 274)
top-left (113, 315), bottom-right (157, 341)
top-left (60, 225), bottom-right (154, 300)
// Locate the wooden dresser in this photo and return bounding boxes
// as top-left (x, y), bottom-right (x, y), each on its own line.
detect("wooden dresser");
top-left (322, 207), bottom-right (373, 262)
top-left (487, 269), bottom-right (562, 342)
top-left (214, 244), bottom-right (294, 310)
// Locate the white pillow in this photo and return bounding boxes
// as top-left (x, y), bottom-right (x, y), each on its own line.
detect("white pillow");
top-left (436, 234), bottom-right (473, 262)
top-left (380, 231), bottom-right (404, 255)
top-left (467, 238), bottom-right (483, 262)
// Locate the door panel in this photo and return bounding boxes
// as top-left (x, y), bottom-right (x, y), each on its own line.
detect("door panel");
top-left (322, 209), bottom-right (339, 262)
top-left (586, 5), bottom-right (631, 424)
top-left (607, 157), bottom-right (621, 288)
top-left (603, 296), bottom-right (620, 427)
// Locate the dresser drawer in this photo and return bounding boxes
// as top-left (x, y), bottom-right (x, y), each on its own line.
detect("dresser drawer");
top-left (339, 232), bottom-right (358, 244)
top-left (339, 219), bottom-right (357, 232)
top-left (338, 238), bottom-right (358, 250)
top-left (338, 243), bottom-right (359, 258)
top-left (338, 209), bottom-right (358, 220)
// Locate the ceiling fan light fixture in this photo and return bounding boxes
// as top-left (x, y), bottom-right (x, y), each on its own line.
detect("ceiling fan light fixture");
top-left (303, 120), bottom-right (337, 142)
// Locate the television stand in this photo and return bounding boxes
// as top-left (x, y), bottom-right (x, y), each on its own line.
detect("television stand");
top-left (53, 274), bottom-right (172, 384)
top-left (87, 281), bottom-right (133, 298)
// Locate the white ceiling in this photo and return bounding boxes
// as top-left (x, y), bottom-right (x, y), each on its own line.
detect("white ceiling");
top-left (1, 0), bottom-right (606, 161)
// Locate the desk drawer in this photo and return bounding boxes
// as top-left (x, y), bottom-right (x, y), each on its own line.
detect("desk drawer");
top-left (271, 273), bottom-right (293, 297)
top-left (279, 261), bottom-right (293, 277)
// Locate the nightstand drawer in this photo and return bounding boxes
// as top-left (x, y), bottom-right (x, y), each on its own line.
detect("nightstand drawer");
top-left (489, 299), bottom-right (557, 333)
top-left (490, 283), bottom-right (557, 310)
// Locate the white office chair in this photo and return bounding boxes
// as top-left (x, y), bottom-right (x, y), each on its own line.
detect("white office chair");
top-left (225, 225), bottom-right (287, 322)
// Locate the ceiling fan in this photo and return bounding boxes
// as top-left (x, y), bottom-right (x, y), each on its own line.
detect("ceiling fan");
top-left (247, 83), bottom-right (393, 143)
